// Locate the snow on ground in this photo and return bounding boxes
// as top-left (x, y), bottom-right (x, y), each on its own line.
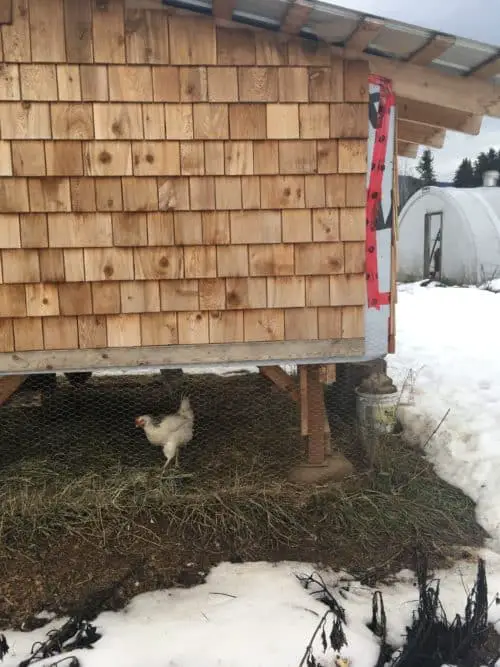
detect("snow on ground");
top-left (388, 282), bottom-right (500, 550)
top-left (3, 552), bottom-right (500, 667)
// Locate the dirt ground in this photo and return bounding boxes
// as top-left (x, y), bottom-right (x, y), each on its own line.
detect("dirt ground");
top-left (0, 370), bottom-right (486, 631)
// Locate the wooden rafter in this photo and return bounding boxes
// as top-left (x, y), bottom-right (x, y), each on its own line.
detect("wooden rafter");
top-left (212, 0), bottom-right (236, 21)
top-left (398, 119), bottom-right (446, 148)
top-left (281, 0), bottom-right (313, 36)
top-left (336, 46), bottom-right (500, 117)
top-left (397, 140), bottom-right (418, 158)
top-left (397, 97), bottom-right (483, 135)
top-left (345, 17), bottom-right (385, 51)
top-left (466, 51), bottom-right (500, 80)
top-left (408, 34), bottom-right (455, 65)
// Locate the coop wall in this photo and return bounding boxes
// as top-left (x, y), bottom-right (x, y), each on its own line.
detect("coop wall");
top-left (0, 0), bottom-right (369, 369)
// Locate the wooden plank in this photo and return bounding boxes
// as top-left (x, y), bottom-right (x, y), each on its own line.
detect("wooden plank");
top-left (397, 97), bottom-right (482, 135)
top-left (0, 0), bottom-right (12, 24)
top-left (345, 18), bottom-right (384, 51)
top-left (57, 65), bottom-right (82, 101)
top-left (0, 375), bottom-right (25, 407)
top-left (302, 364), bottom-right (326, 464)
top-left (92, 0), bottom-right (125, 64)
top-left (124, 8), bottom-right (170, 64)
top-left (281, 0), bottom-right (313, 36)
top-left (398, 119), bottom-right (446, 148)
top-left (243, 309), bottom-right (285, 342)
top-left (179, 66), bottom-right (208, 102)
top-left (177, 311), bottom-right (209, 345)
top-left (339, 45), bottom-right (500, 117)
top-left (39, 249), bottom-right (65, 281)
top-left (169, 15), bottom-right (216, 65)
top-left (107, 314), bottom-right (141, 347)
top-left (225, 277), bottom-right (266, 309)
top-left (0, 338), bottom-right (365, 373)
top-left (258, 365), bottom-right (299, 401)
top-left (29, 0), bottom-right (65, 61)
top-left (208, 311), bottom-right (243, 343)
top-left (64, 0), bottom-right (93, 63)
top-left (285, 307), bottom-right (318, 340)
top-left (267, 276), bottom-right (305, 308)
top-left (43, 316), bottom-right (78, 350)
top-left (397, 141), bottom-right (418, 158)
top-left (408, 34), bottom-right (455, 65)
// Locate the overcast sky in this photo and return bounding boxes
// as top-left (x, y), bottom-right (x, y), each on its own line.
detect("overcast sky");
top-left (328, 0), bottom-right (500, 181)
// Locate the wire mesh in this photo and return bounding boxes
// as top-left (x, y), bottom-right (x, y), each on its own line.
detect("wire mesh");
top-left (0, 360), bottom-right (484, 631)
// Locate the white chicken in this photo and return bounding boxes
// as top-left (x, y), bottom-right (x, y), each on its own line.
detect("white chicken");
top-left (135, 396), bottom-right (194, 471)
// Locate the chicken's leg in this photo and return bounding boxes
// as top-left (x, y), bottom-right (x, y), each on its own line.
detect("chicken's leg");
top-left (162, 456), bottom-right (173, 474)
top-left (174, 449), bottom-right (180, 468)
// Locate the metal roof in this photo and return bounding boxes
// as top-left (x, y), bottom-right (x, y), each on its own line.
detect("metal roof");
top-left (160, 0), bottom-right (500, 84)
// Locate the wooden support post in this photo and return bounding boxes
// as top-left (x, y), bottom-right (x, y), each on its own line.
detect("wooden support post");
top-left (259, 365), bottom-right (331, 453)
top-left (299, 365), bottom-right (327, 465)
top-left (0, 375), bottom-right (26, 406)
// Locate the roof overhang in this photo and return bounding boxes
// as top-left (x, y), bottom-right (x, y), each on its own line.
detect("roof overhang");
top-left (123, 0), bottom-right (500, 157)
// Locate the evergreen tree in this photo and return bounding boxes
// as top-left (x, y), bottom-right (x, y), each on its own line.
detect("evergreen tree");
top-left (416, 149), bottom-right (437, 186)
top-left (453, 158), bottom-right (475, 188)
top-left (473, 148), bottom-right (500, 185)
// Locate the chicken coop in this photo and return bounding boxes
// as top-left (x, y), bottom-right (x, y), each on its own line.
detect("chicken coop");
top-left (0, 0), bottom-right (499, 475)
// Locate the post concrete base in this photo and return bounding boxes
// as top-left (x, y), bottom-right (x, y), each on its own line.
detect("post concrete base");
top-left (288, 452), bottom-right (354, 484)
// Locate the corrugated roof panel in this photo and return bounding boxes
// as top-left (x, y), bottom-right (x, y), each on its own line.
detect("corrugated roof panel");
top-left (370, 25), bottom-right (430, 58)
top-left (233, 0), bottom-right (286, 23)
top-left (437, 40), bottom-right (496, 70)
top-left (305, 7), bottom-right (358, 44)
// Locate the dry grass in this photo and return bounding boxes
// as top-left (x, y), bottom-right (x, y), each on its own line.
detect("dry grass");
top-left (0, 371), bottom-right (484, 578)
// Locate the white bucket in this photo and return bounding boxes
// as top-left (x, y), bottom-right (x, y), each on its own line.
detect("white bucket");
top-left (355, 388), bottom-right (399, 436)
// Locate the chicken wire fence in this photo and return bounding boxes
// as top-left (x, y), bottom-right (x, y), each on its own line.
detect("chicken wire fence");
top-left (0, 361), bottom-right (405, 478)
top-left (0, 360), bottom-right (417, 566)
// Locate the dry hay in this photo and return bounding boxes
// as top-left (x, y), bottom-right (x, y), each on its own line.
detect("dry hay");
top-left (0, 371), bottom-right (486, 627)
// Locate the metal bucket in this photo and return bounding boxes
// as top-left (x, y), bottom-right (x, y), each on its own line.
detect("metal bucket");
top-left (355, 388), bottom-right (399, 436)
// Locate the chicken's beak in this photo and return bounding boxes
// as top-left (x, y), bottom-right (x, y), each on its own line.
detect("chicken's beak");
top-left (135, 418), bottom-right (141, 428)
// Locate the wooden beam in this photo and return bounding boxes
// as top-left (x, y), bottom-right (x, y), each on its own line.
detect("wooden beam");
top-left (281, 0), bottom-right (313, 35)
top-left (0, 338), bottom-right (365, 373)
top-left (398, 119), bottom-right (446, 148)
top-left (397, 140), bottom-right (418, 158)
top-left (328, 43), bottom-right (500, 117)
top-left (466, 52), bottom-right (500, 80)
top-left (0, 375), bottom-right (25, 406)
top-left (260, 364), bottom-right (331, 439)
top-left (299, 365), bottom-right (327, 465)
top-left (258, 365), bottom-right (299, 401)
top-left (397, 97), bottom-right (483, 135)
top-left (408, 34), bottom-right (455, 65)
top-left (212, 0), bottom-right (235, 21)
top-left (345, 17), bottom-right (385, 51)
